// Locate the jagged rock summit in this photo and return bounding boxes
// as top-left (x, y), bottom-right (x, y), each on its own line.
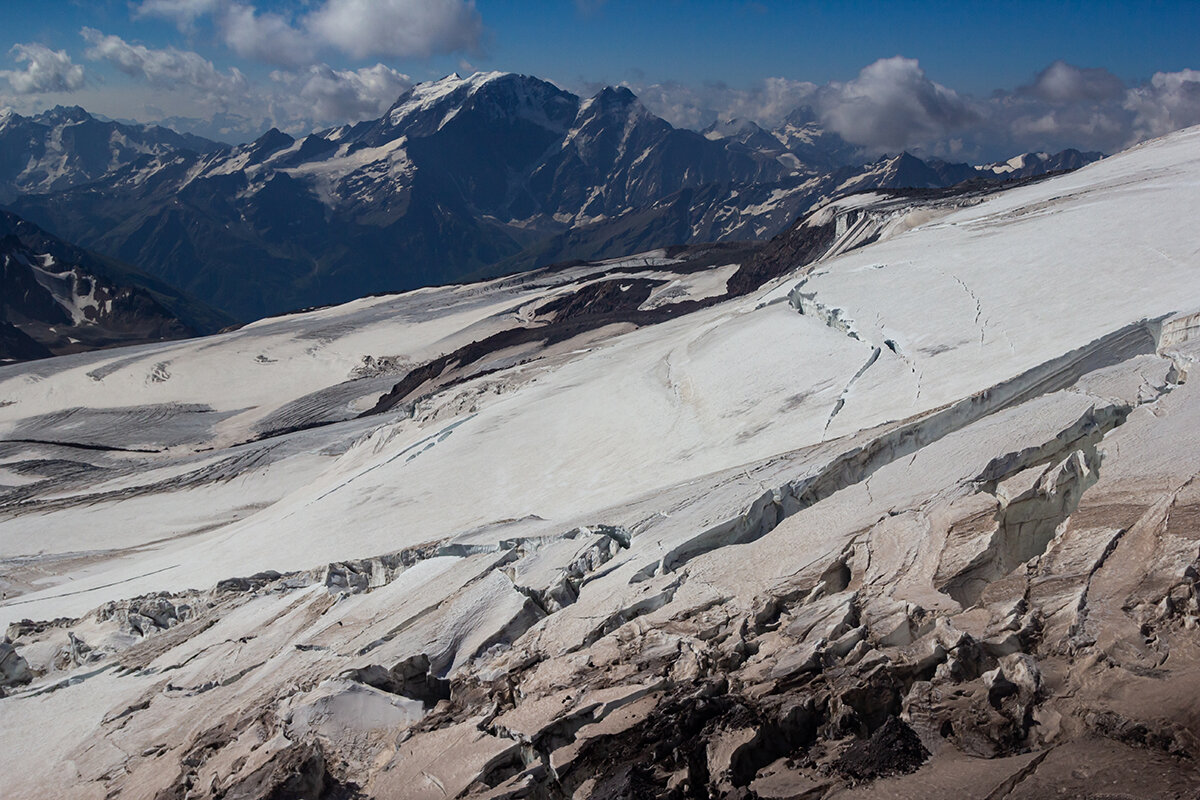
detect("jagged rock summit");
top-left (1, 122), bottom-right (1196, 797)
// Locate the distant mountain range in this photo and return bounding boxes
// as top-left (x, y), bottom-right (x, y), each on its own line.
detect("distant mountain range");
top-left (2, 73), bottom-right (1102, 322)
top-left (0, 105), bottom-right (224, 203)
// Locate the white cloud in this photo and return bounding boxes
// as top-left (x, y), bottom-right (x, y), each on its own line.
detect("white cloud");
top-left (1125, 68), bottom-right (1200, 144)
top-left (0, 43), bottom-right (86, 94)
top-left (73, 27), bottom-right (416, 140)
top-left (817, 57), bottom-right (978, 153)
top-left (999, 102), bottom-right (1130, 155)
top-left (133, 0), bottom-right (221, 31)
top-left (969, 64), bottom-right (1200, 157)
top-left (628, 59), bottom-right (978, 155)
top-left (271, 63), bottom-right (412, 123)
top-left (135, 0), bottom-right (310, 67)
top-left (74, 29), bottom-right (417, 141)
top-left (217, 3), bottom-right (312, 67)
top-left (134, 0), bottom-right (483, 66)
top-left (628, 58), bottom-right (1200, 161)
top-left (81, 28), bottom-right (248, 99)
top-left (623, 77), bottom-right (818, 130)
top-left (307, 0), bottom-right (483, 60)
top-left (1021, 60), bottom-right (1127, 104)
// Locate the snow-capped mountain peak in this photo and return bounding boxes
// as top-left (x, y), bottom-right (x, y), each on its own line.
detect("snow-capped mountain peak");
top-left (381, 71), bottom-right (577, 139)
top-left (386, 71), bottom-right (506, 127)
top-left (702, 116), bottom-right (767, 140)
top-left (31, 104), bottom-right (93, 126)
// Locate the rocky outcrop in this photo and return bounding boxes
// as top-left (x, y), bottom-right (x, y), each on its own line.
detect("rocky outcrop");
top-left (0, 641), bottom-right (31, 689)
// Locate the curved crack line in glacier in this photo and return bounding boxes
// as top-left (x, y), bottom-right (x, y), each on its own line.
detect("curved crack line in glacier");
top-left (941, 269), bottom-right (986, 346)
top-left (298, 413), bottom-right (478, 511)
top-left (0, 564), bottom-right (181, 608)
top-left (823, 346), bottom-right (882, 438)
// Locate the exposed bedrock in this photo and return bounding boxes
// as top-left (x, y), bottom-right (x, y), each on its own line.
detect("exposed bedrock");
top-left (0, 640), bottom-right (32, 689)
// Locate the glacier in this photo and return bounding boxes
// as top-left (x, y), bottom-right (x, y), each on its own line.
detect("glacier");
top-left (1, 126), bottom-right (1200, 798)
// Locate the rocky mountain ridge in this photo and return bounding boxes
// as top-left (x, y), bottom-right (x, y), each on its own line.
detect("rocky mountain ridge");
top-left (0, 210), bottom-right (232, 362)
top-left (0, 105), bottom-right (224, 203)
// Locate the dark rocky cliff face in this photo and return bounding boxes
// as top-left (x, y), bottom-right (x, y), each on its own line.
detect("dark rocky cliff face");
top-left (0, 211), bottom-right (229, 362)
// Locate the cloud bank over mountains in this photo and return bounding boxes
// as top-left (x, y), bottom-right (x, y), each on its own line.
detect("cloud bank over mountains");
top-left (630, 57), bottom-right (1200, 161)
top-left (0, 0), bottom-right (1196, 161)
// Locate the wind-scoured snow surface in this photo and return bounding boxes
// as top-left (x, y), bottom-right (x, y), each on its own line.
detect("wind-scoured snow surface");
top-left (3, 128), bottom-right (1200, 798)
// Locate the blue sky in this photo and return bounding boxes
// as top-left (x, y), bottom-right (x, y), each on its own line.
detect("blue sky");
top-left (476, 1), bottom-right (1200, 95)
top-left (1, 1), bottom-right (1197, 159)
